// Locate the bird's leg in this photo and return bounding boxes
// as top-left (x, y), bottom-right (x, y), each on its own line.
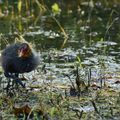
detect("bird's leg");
top-left (4, 72), bottom-right (14, 78)
top-left (4, 72), bottom-right (13, 92)
top-left (4, 72), bottom-right (25, 88)
top-left (6, 78), bottom-right (11, 93)
top-left (14, 73), bottom-right (25, 88)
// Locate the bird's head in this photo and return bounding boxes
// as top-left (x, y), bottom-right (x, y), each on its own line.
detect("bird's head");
top-left (18, 43), bottom-right (32, 58)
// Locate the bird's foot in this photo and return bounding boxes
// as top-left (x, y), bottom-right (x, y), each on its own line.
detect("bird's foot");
top-left (14, 78), bottom-right (26, 88)
top-left (4, 72), bottom-right (25, 88)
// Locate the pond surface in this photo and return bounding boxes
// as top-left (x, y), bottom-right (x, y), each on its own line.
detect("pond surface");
top-left (0, 2), bottom-right (120, 89)
top-left (0, 1), bottom-right (120, 120)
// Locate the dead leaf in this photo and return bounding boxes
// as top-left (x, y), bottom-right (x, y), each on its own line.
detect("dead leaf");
top-left (13, 104), bottom-right (32, 117)
top-left (115, 80), bottom-right (120, 84)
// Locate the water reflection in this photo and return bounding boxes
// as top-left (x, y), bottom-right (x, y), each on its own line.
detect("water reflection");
top-left (0, 2), bottom-right (120, 67)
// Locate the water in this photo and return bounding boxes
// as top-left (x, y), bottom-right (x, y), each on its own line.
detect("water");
top-left (0, 2), bottom-right (120, 120)
top-left (0, 1), bottom-right (120, 87)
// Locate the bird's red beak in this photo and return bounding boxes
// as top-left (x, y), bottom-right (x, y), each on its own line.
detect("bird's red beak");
top-left (18, 43), bottom-right (31, 58)
top-left (18, 50), bottom-right (24, 57)
top-left (18, 51), bottom-right (24, 57)
top-left (18, 49), bottom-right (31, 58)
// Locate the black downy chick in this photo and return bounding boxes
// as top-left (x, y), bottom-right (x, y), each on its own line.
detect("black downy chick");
top-left (1, 42), bottom-right (40, 88)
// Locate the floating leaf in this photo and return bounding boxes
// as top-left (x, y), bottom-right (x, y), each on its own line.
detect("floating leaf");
top-left (50, 107), bottom-right (57, 117)
top-left (18, 20), bottom-right (22, 31)
top-left (13, 104), bottom-right (31, 117)
top-left (100, 37), bottom-right (104, 42)
top-left (76, 56), bottom-right (83, 68)
top-left (18, 0), bottom-right (22, 14)
top-left (0, 66), bottom-right (3, 74)
top-left (52, 3), bottom-right (61, 15)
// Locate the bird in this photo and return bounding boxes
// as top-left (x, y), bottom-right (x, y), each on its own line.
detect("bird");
top-left (1, 42), bottom-right (40, 88)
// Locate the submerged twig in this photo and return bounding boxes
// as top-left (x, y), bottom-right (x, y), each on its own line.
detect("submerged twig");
top-left (71, 107), bottom-right (83, 119)
top-left (64, 74), bottom-right (75, 89)
top-left (87, 68), bottom-right (91, 87)
top-left (91, 100), bottom-right (99, 114)
top-left (76, 110), bottom-right (83, 119)
top-left (91, 100), bottom-right (104, 119)
top-left (45, 5), bottom-right (68, 41)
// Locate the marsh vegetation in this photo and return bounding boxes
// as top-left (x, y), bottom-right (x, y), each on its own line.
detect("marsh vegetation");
top-left (0, 0), bottom-right (120, 119)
